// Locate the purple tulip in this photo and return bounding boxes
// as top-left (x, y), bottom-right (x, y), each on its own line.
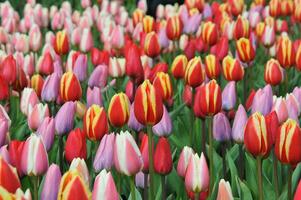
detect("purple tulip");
top-left (251, 84), bottom-right (273, 115)
top-left (232, 104), bottom-right (248, 143)
top-left (73, 54), bottom-right (88, 82)
top-left (292, 87), bottom-right (301, 111)
top-left (0, 119), bottom-right (8, 147)
top-left (158, 27), bottom-right (170, 49)
top-left (36, 117), bottom-right (55, 151)
top-left (0, 145), bottom-right (10, 164)
top-left (88, 65), bottom-right (108, 89)
top-left (41, 73), bottom-right (60, 102)
top-left (41, 164), bottom-right (61, 200)
top-left (152, 105), bottom-right (172, 137)
top-left (203, 4), bottom-right (212, 19)
top-left (183, 13), bottom-right (202, 34)
top-left (135, 171), bottom-right (148, 188)
top-left (53, 60), bottom-right (63, 77)
top-left (128, 103), bottom-right (144, 132)
top-left (222, 81), bottom-right (236, 111)
top-left (285, 94), bottom-right (299, 121)
top-left (93, 133), bottom-right (115, 172)
top-left (55, 101), bottom-right (76, 135)
top-left (87, 87), bottom-right (103, 108)
top-left (213, 112), bottom-right (231, 142)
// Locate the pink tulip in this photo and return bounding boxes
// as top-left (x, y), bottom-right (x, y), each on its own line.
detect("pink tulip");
top-left (71, 27), bottom-right (82, 46)
top-left (109, 57), bottom-right (126, 78)
top-left (23, 53), bottom-right (34, 77)
top-left (21, 134), bottom-right (49, 176)
top-left (41, 8), bottom-right (49, 27)
top-left (36, 117), bottom-right (55, 151)
top-left (29, 24), bottom-right (42, 52)
top-left (286, 94), bottom-right (300, 118)
top-left (92, 169), bottom-right (118, 200)
top-left (110, 25), bottom-right (124, 49)
top-left (69, 158), bottom-right (90, 185)
top-left (28, 103), bottom-right (50, 131)
top-left (177, 146), bottom-right (194, 178)
top-left (0, 145), bottom-right (10, 164)
top-left (249, 11), bottom-right (261, 28)
top-left (0, 105), bottom-right (10, 126)
top-left (0, 118), bottom-right (8, 147)
top-left (88, 65), bottom-right (108, 88)
top-left (20, 88), bottom-right (39, 116)
top-left (80, 28), bottom-right (93, 52)
top-left (216, 179), bottom-right (234, 200)
top-left (81, 0), bottom-right (91, 8)
top-left (272, 96), bottom-right (288, 123)
top-left (41, 164), bottom-right (61, 200)
top-left (0, 27), bottom-right (8, 44)
top-left (114, 131), bottom-right (143, 176)
top-left (261, 25), bottom-right (275, 47)
top-left (13, 33), bottom-right (29, 53)
top-left (232, 104), bottom-right (248, 143)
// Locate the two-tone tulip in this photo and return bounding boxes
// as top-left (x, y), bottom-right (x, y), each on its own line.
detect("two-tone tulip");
top-left (60, 72), bottom-right (82, 102)
top-left (171, 54), bottom-right (188, 79)
top-left (216, 179), bottom-right (234, 200)
top-left (108, 93), bottom-right (130, 127)
top-left (177, 146), bottom-right (194, 178)
top-left (154, 137), bottom-right (172, 175)
top-left (0, 156), bottom-right (21, 193)
top-left (108, 57), bottom-right (126, 78)
top-left (166, 15), bottom-right (183, 41)
top-left (204, 54), bottom-right (221, 79)
top-left (276, 35), bottom-right (295, 69)
top-left (272, 97), bottom-right (288, 124)
top-left (261, 25), bottom-right (276, 48)
top-left (41, 164), bottom-right (61, 200)
top-left (36, 117), bottom-right (55, 151)
top-left (222, 55), bottom-right (244, 82)
top-left (144, 31), bottom-right (161, 58)
top-left (53, 30), bottom-right (69, 55)
top-left (201, 21), bottom-right (218, 46)
top-left (152, 105), bottom-right (172, 137)
top-left (20, 88), bottom-right (39, 116)
top-left (28, 103), bottom-right (50, 131)
top-left (236, 37), bottom-right (255, 63)
top-left (92, 169), bottom-right (118, 200)
top-left (222, 81), bottom-right (236, 111)
top-left (80, 28), bottom-right (93, 53)
top-left (295, 43), bottom-right (301, 71)
top-left (269, 0), bottom-right (281, 17)
top-left (184, 56), bottom-right (205, 88)
top-left (69, 158), bottom-right (90, 185)
top-left (55, 101), bottom-right (76, 135)
top-left (228, 0), bottom-right (244, 16)
top-left (31, 74), bottom-right (44, 98)
top-left (264, 59), bottom-right (284, 86)
top-left (142, 15), bottom-right (155, 33)
top-left (65, 128), bottom-right (87, 163)
top-left (153, 72), bottom-right (173, 102)
top-left (233, 16), bottom-right (250, 40)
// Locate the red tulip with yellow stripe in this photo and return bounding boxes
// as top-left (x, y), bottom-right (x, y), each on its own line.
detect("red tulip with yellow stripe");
top-left (204, 54), bottom-right (221, 79)
top-left (269, 0), bottom-right (281, 17)
top-left (0, 157), bottom-right (21, 193)
top-left (280, 0), bottom-right (293, 16)
top-left (171, 54), bottom-right (188, 79)
top-left (201, 21), bottom-right (218, 46)
top-left (31, 74), bottom-right (44, 98)
top-left (236, 37), bottom-right (255, 63)
top-left (255, 22), bottom-right (265, 40)
top-left (133, 9), bottom-right (144, 27)
top-left (54, 30), bottom-right (69, 55)
top-left (295, 43), bottom-right (301, 71)
top-left (166, 15), bottom-right (183, 41)
top-left (276, 35), bottom-right (295, 69)
top-left (193, 80), bottom-right (222, 116)
top-left (134, 79), bottom-right (163, 125)
top-left (153, 72), bottom-right (173, 101)
top-left (58, 170), bottom-right (91, 200)
top-left (83, 104), bottom-right (109, 141)
top-left (253, 0), bottom-right (265, 6)
top-left (143, 15), bottom-right (155, 33)
top-left (184, 0), bottom-right (205, 12)
top-left (60, 72), bottom-right (82, 102)
top-left (294, 4), bottom-right (301, 22)
top-left (233, 16), bottom-right (250, 40)
top-left (144, 31), bottom-right (161, 58)
top-left (275, 119), bottom-right (301, 165)
top-left (184, 56), bottom-right (205, 88)
top-left (222, 55), bottom-right (245, 82)
top-left (228, 0), bottom-right (244, 16)
top-left (264, 59), bottom-right (284, 86)
top-left (108, 93), bottom-right (130, 127)
top-left (244, 112), bottom-right (273, 157)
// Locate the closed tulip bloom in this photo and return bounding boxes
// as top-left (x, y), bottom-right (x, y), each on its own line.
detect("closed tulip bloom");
top-left (153, 72), bottom-right (173, 101)
top-left (276, 35), bottom-right (295, 69)
top-left (184, 56), bottom-right (205, 88)
top-left (0, 119), bottom-right (8, 148)
top-left (286, 94), bottom-right (300, 120)
top-left (93, 133), bottom-right (115, 172)
top-left (65, 128), bottom-right (87, 163)
top-left (185, 153), bottom-right (209, 193)
top-left (272, 97), bottom-right (288, 124)
top-left (87, 87), bottom-right (102, 108)
top-left (132, 9), bottom-right (144, 27)
top-left (264, 59), bottom-right (284, 86)
top-left (154, 137), bottom-right (172, 175)
top-left (222, 81), bottom-right (236, 111)
top-left (177, 146), bottom-right (194, 178)
top-left (53, 30), bottom-right (69, 55)
top-left (108, 93), bottom-right (130, 127)
top-left (275, 119), bottom-right (301, 165)
top-left (143, 15), bottom-right (155, 33)
top-left (69, 158), bottom-right (90, 185)
top-left (128, 103), bottom-right (144, 131)
top-left (58, 170), bottom-right (91, 200)
top-left (8, 140), bottom-right (25, 176)
top-left (84, 105), bottom-right (108, 141)
top-left (166, 15), bottom-right (183, 41)
top-left (41, 73), bottom-right (60, 102)
top-left (0, 156), bottom-right (21, 193)
top-left (144, 31), bottom-right (161, 58)
top-left (265, 111), bottom-right (279, 144)
top-left (55, 101), bottom-right (76, 135)
top-left (0, 145), bottom-right (10, 164)
top-left (216, 179), bottom-right (234, 200)
top-left (125, 44), bottom-right (144, 82)
top-left (140, 134), bottom-right (151, 173)
top-left (72, 54), bottom-right (88, 82)
top-left (210, 36), bottom-right (229, 61)
top-left (28, 103), bottom-right (50, 131)
top-left (194, 80), bottom-right (222, 116)
top-left (80, 28), bottom-right (93, 52)
top-left (21, 134), bottom-right (49, 176)
top-left (269, 0), bottom-right (281, 17)
top-left (228, 0), bottom-right (244, 16)
top-left (148, 62), bottom-right (168, 82)
top-left (152, 105), bottom-right (172, 137)
top-left (29, 24), bottom-right (42, 52)
top-left (261, 25), bottom-right (276, 47)
top-left (213, 112), bottom-right (231, 142)
top-left (38, 52), bottom-right (54, 75)
top-left (236, 37), bottom-right (255, 63)
top-left (204, 54), bottom-right (221, 79)
top-left (233, 16), bottom-right (250, 40)
top-left (41, 164), bottom-right (61, 200)
top-left (232, 105), bottom-right (248, 143)
top-left (171, 54), bottom-right (188, 79)
top-left (0, 75), bottom-right (9, 100)
top-left (88, 65), bottom-right (108, 89)
top-left (251, 85), bottom-right (273, 116)
top-left (92, 169), bottom-right (118, 200)
top-left (134, 80), bottom-right (164, 125)
top-left (222, 55), bottom-right (244, 82)
top-left (60, 72), bottom-right (82, 102)
top-left (0, 55), bottom-right (16, 85)
top-left (249, 11), bottom-right (261, 29)
top-left (36, 117), bottom-right (55, 151)
top-left (114, 131), bottom-right (143, 176)
top-left (109, 57), bottom-right (126, 78)
top-left (31, 74), bottom-right (44, 98)
top-left (244, 112), bottom-right (272, 157)
top-left (201, 21), bottom-right (218, 46)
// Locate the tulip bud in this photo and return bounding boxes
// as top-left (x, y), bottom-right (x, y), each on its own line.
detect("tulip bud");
top-left (222, 81), bottom-right (236, 111)
top-left (0, 156), bottom-right (21, 193)
top-left (65, 128), bottom-right (87, 163)
top-left (0, 55), bottom-right (16, 85)
top-left (210, 36), bottom-right (229, 61)
top-left (233, 16), bottom-right (250, 40)
top-left (152, 105), bottom-right (172, 137)
top-left (71, 54), bottom-right (88, 82)
top-left (244, 112), bottom-right (272, 157)
top-left (166, 15), bottom-right (183, 41)
top-left (125, 44), bottom-right (144, 82)
top-left (296, 43), bottom-right (301, 71)
top-left (251, 85), bottom-right (273, 116)
top-left (204, 54), bottom-right (221, 79)
top-left (90, 48), bottom-right (110, 67)
top-left (21, 134), bottom-right (49, 176)
top-left (83, 105), bottom-right (108, 141)
top-left (139, 134), bottom-right (151, 173)
top-left (0, 145), bottom-right (10, 164)
top-left (108, 57), bottom-right (125, 78)
top-left (38, 52), bottom-right (54, 75)
top-left (31, 74), bottom-right (44, 98)
top-left (275, 119), bottom-right (301, 165)
top-left (28, 103), bottom-right (50, 131)
top-left (276, 35), bottom-right (295, 69)
top-left (286, 93), bottom-right (300, 120)
top-left (269, 0), bottom-right (281, 17)
top-left (41, 164), bottom-right (61, 200)
top-left (236, 37), bottom-right (255, 63)
top-left (265, 111), bottom-right (279, 144)
top-left (55, 101), bottom-right (76, 135)
top-left (201, 21), bottom-right (218, 46)
top-left (222, 55), bottom-right (244, 82)
top-left (53, 30), bottom-right (69, 55)
top-left (154, 137), bottom-right (172, 175)
top-left (29, 25), bottom-right (42, 52)
top-left (213, 112), bottom-right (231, 142)
top-left (8, 140), bottom-right (25, 176)
top-left (177, 146), bottom-right (194, 178)
top-left (228, 0), bottom-right (244, 16)
top-left (216, 179), bottom-right (234, 200)
top-left (92, 169), bottom-right (118, 200)
top-left (184, 56), bottom-right (205, 88)
top-left (20, 88), bottom-right (39, 117)
top-left (264, 59), bottom-right (284, 86)
top-left (88, 65), bottom-right (108, 89)
top-left (114, 131), bottom-right (143, 176)
top-left (60, 72), bottom-right (82, 102)
top-left (36, 117), bottom-right (55, 151)
top-left (171, 54), bottom-right (188, 79)
top-left (144, 31), bottom-right (161, 58)
top-left (41, 73), bottom-right (60, 102)
top-left (148, 62), bottom-right (168, 82)
top-left (134, 80), bottom-right (163, 125)
top-left (261, 25), bottom-right (276, 48)
top-left (108, 93), bottom-right (130, 127)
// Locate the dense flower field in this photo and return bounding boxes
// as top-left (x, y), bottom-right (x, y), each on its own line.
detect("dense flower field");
top-left (1, 0), bottom-right (301, 199)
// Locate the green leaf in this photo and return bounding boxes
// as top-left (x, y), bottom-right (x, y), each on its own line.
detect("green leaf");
top-left (226, 150), bottom-right (238, 196)
top-left (128, 187), bottom-right (142, 200)
top-left (245, 153), bottom-right (257, 197)
top-left (236, 176), bottom-right (253, 200)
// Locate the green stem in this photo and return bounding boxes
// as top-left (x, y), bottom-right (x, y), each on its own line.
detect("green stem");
top-left (288, 167), bottom-right (293, 200)
top-left (273, 152), bottom-right (279, 198)
top-left (201, 119), bottom-right (206, 156)
top-left (147, 126), bottom-right (154, 200)
top-left (194, 192), bottom-right (199, 200)
top-left (161, 176), bottom-right (166, 200)
top-left (143, 173), bottom-right (148, 200)
top-left (257, 157), bottom-right (263, 200)
top-left (32, 176), bottom-right (39, 200)
top-left (222, 143), bottom-right (227, 178)
top-left (191, 88), bottom-right (195, 149)
top-left (131, 176), bottom-right (136, 200)
top-left (239, 144), bottom-right (245, 179)
top-left (58, 135), bottom-right (64, 172)
top-left (208, 116), bottom-right (214, 194)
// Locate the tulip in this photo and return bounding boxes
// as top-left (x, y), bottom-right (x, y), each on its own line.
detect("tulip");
top-left (222, 56), bottom-right (244, 82)
top-left (184, 56), bottom-right (205, 88)
top-left (201, 21), bottom-right (218, 46)
top-left (261, 25), bottom-right (276, 47)
top-left (249, 11), bottom-right (261, 29)
top-left (216, 179), bottom-right (234, 200)
top-left (28, 103), bottom-right (50, 131)
top-left (8, 140), bottom-right (25, 176)
top-left (228, 0), bottom-right (244, 16)
top-left (171, 54), bottom-right (188, 79)
top-left (148, 62), bottom-right (168, 82)
top-left (108, 93), bottom-right (130, 127)
top-left (58, 170), bottom-right (91, 200)
top-left (296, 44), bottom-right (301, 71)
top-left (204, 54), bottom-right (221, 79)
top-left (251, 85), bottom-right (273, 116)
top-left (65, 128), bottom-right (87, 163)
top-left (294, 4), bottom-right (301, 23)
top-left (292, 87), bottom-right (301, 108)
top-left (31, 74), bottom-right (44, 98)
top-left (144, 31), bottom-right (161, 58)
top-left (38, 52), bottom-right (54, 75)
top-left (152, 105), bottom-right (172, 137)
top-left (93, 133), bottom-right (115, 172)
top-left (90, 48), bottom-right (109, 67)
top-left (285, 94), bottom-right (300, 120)
top-left (125, 44), bottom-right (144, 82)
top-left (272, 97), bottom-right (288, 124)
top-left (236, 37), bottom-right (255, 63)
top-left (108, 57), bottom-right (126, 78)
top-left (114, 131), bottom-right (143, 176)
top-left (0, 145), bottom-right (10, 164)
top-left (142, 15), bottom-right (155, 33)
top-left (87, 87), bottom-right (102, 108)
top-left (210, 36), bottom-right (229, 61)
top-left (53, 30), bottom-right (69, 55)
top-left (80, 28), bottom-right (93, 52)
top-left (83, 104), bottom-right (108, 141)
top-left (154, 137), bottom-right (172, 175)
top-left (166, 15), bottom-right (183, 41)
top-left (88, 65), bottom-right (108, 89)
top-left (69, 158), bottom-right (90, 185)
top-left (232, 105), bottom-right (248, 143)
top-left (72, 54), bottom-right (88, 82)
top-left (0, 55), bottom-right (16, 84)
top-left (185, 153), bottom-right (209, 193)
top-left (153, 72), bottom-right (173, 102)
top-left (110, 25), bottom-right (124, 50)
top-left (41, 73), bottom-right (60, 102)
top-left (21, 134), bottom-right (49, 176)
top-left (269, 0), bottom-right (281, 17)
top-left (177, 146), bottom-right (194, 178)
top-left (213, 112), bottom-right (231, 142)
top-left (0, 156), bottom-right (21, 193)
top-left (128, 103), bottom-right (144, 131)
top-left (36, 117), bottom-right (55, 151)
top-left (294, 180), bottom-right (301, 200)
top-left (276, 35), bottom-right (295, 69)
top-left (55, 101), bottom-right (76, 135)
top-left (29, 24), bottom-right (42, 52)
top-left (92, 169), bottom-right (118, 200)
top-left (41, 164), bottom-right (61, 200)
top-left (264, 59), bottom-right (284, 86)
top-left (222, 81), bottom-right (236, 111)
top-left (185, 0), bottom-right (205, 11)
top-left (139, 134), bottom-right (151, 173)
top-left (60, 72), bottom-right (82, 102)
top-left (0, 75), bottom-right (8, 100)
top-left (134, 80), bottom-right (163, 125)
top-left (233, 16), bottom-right (250, 40)
top-left (13, 34), bottom-right (29, 53)
top-left (265, 111), bottom-right (279, 144)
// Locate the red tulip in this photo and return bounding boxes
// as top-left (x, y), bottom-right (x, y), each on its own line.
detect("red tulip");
top-left (144, 31), bottom-right (161, 58)
top-left (166, 15), bottom-right (183, 41)
top-left (53, 30), bottom-right (69, 55)
top-left (8, 140), bottom-right (25, 176)
top-left (154, 137), bottom-right (172, 175)
top-left (60, 72), bottom-right (82, 102)
top-left (65, 128), bottom-right (87, 163)
top-left (0, 156), bottom-right (21, 193)
top-left (108, 93), bottom-right (130, 127)
top-left (125, 44), bottom-right (144, 83)
top-left (0, 75), bottom-right (9, 100)
top-left (184, 56), bottom-right (205, 88)
top-left (0, 55), bottom-right (16, 85)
